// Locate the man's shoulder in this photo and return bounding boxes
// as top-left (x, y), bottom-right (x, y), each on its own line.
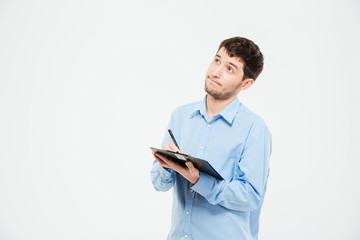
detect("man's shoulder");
top-left (238, 103), bottom-right (270, 130)
top-left (172, 100), bottom-right (201, 116)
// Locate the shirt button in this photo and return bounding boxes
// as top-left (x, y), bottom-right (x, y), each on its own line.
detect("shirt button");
top-left (207, 124), bottom-right (211, 128)
top-left (165, 173), bottom-right (169, 176)
top-left (190, 189), bottom-right (194, 192)
top-left (200, 146), bottom-right (204, 150)
top-left (186, 211), bottom-right (190, 215)
top-left (185, 235), bottom-right (188, 238)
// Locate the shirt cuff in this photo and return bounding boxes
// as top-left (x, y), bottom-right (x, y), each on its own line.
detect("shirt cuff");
top-left (157, 163), bottom-right (174, 180)
top-left (191, 172), bottom-right (215, 197)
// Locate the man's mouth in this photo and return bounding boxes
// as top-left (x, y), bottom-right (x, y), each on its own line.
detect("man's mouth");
top-left (208, 77), bottom-right (221, 86)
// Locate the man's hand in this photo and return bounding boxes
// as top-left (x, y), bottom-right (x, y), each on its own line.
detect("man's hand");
top-left (162, 141), bottom-right (183, 153)
top-left (152, 141), bottom-right (200, 184)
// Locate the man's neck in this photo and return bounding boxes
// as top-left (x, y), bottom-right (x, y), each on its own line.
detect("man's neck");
top-left (206, 94), bottom-right (237, 121)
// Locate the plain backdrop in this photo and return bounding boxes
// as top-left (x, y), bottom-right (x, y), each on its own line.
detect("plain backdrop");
top-left (1, 0), bottom-right (360, 239)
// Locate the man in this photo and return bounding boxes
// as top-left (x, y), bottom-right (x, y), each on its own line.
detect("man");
top-left (151, 37), bottom-right (272, 240)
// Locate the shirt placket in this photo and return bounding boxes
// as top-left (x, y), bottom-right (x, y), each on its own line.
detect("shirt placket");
top-left (183, 118), bottom-right (213, 239)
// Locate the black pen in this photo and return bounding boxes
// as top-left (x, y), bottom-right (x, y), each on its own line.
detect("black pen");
top-left (168, 129), bottom-right (180, 149)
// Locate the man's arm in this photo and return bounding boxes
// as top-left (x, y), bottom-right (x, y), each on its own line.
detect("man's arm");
top-left (150, 113), bottom-right (177, 192)
top-left (191, 120), bottom-right (272, 211)
top-left (151, 140), bottom-right (199, 191)
top-left (153, 143), bottom-right (200, 184)
top-left (150, 159), bottom-right (175, 192)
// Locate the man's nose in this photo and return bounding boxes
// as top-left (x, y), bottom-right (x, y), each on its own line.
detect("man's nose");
top-left (211, 65), bottom-right (222, 79)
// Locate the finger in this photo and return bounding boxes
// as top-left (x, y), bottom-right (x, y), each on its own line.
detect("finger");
top-left (185, 161), bottom-right (197, 174)
top-left (153, 154), bottom-right (166, 166)
top-left (184, 161), bottom-right (200, 184)
top-left (168, 141), bottom-right (179, 151)
top-left (156, 154), bottom-right (175, 168)
top-left (152, 152), bottom-right (161, 160)
top-left (153, 153), bottom-right (171, 169)
top-left (157, 154), bottom-right (180, 170)
top-left (156, 154), bottom-right (186, 173)
top-left (162, 142), bottom-right (171, 150)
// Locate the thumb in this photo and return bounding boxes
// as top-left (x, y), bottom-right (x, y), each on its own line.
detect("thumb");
top-left (185, 161), bottom-right (195, 172)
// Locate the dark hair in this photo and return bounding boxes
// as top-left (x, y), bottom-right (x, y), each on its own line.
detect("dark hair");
top-left (218, 37), bottom-right (264, 81)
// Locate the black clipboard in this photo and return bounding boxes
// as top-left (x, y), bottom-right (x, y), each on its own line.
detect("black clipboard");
top-left (150, 147), bottom-right (223, 180)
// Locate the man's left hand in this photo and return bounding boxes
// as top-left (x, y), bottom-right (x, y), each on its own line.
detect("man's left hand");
top-left (153, 152), bottom-right (200, 185)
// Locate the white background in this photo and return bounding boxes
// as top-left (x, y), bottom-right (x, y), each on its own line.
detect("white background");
top-left (1, 0), bottom-right (359, 239)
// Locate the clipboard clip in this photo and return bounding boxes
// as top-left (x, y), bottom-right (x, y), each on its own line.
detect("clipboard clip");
top-left (168, 149), bottom-right (190, 157)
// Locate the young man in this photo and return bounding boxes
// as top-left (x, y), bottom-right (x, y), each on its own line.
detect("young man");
top-left (151, 37), bottom-right (272, 240)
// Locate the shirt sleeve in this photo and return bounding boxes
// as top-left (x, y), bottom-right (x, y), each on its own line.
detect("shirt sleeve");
top-left (192, 119), bottom-right (272, 211)
top-left (150, 111), bottom-right (177, 192)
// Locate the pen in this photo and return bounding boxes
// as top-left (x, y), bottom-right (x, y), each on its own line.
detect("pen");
top-left (168, 129), bottom-right (180, 149)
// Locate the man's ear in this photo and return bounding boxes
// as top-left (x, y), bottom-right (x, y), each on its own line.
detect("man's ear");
top-left (240, 78), bottom-right (254, 91)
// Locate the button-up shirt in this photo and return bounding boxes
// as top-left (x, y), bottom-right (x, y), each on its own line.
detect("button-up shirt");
top-left (151, 96), bottom-right (272, 240)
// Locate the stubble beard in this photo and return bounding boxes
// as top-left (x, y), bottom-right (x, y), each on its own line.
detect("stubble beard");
top-left (204, 79), bottom-right (241, 101)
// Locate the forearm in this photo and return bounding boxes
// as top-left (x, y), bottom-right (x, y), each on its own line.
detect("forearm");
top-left (192, 120), bottom-right (272, 211)
top-left (192, 172), bottom-right (267, 211)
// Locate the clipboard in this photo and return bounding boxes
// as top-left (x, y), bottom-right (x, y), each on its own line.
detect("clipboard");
top-left (150, 147), bottom-right (223, 180)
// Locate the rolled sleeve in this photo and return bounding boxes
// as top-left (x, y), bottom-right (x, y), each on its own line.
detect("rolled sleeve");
top-left (157, 163), bottom-right (174, 180)
top-left (151, 161), bottom-right (175, 192)
top-left (191, 172), bottom-right (215, 197)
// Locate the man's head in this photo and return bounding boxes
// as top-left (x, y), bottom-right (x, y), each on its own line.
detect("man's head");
top-left (205, 37), bottom-right (264, 100)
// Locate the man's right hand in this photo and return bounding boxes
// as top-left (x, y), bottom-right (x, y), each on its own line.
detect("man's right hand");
top-left (162, 141), bottom-right (182, 152)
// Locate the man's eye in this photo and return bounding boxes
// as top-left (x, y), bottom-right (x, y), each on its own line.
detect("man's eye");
top-left (228, 67), bottom-right (233, 73)
top-left (215, 59), bottom-right (220, 64)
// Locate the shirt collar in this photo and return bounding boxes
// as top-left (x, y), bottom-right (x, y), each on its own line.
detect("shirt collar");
top-left (191, 95), bottom-right (241, 125)
top-left (191, 97), bottom-right (206, 117)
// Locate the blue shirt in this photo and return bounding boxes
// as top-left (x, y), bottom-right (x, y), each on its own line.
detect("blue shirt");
top-left (151, 96), bottom-right (272, 240)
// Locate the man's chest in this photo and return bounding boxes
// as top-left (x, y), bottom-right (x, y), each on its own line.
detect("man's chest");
top-left (173, 115), bottom-right (251, 180)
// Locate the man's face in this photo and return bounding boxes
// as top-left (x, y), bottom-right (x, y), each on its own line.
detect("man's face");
top-left (205, 47), bottom-right (246, 100)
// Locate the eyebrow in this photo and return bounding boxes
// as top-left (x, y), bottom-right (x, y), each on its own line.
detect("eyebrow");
top-left (215, 54), bottom-right (239, 70)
